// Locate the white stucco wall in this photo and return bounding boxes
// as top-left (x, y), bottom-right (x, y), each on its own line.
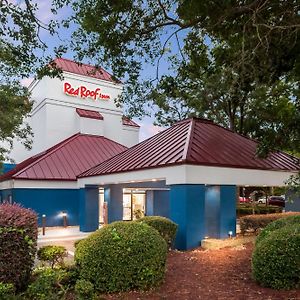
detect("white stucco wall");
top-left (7, 70), bottom-right (140, 162)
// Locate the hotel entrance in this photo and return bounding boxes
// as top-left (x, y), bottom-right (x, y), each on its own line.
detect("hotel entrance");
top-left (123, 189), bottom-right (146, 221)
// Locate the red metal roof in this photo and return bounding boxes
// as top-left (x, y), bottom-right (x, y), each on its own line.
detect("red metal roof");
top-left (0, 134), bottom-right (127, 181)
top-left (122, 116), bottom-right (140, 128)
top-left (53, 58), bottom-right (118, 83)
top-left (76, 108), bottom-right (104, 120)
top-left (79, 118), bottom-right (300, 178)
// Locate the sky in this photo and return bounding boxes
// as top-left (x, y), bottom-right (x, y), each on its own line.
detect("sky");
top-left (16, 0), bottom-right (177, 141)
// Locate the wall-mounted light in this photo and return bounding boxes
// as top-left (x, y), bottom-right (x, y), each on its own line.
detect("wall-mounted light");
top-left (228, 231), bottom-right (233, 238)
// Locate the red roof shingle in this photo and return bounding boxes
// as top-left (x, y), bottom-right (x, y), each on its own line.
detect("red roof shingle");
top-left (0, 134), bottom-right (127, 181)
top-left (53, 58), bottom-right (119, 83)
top-left (76, 108), bottom-right (104, 120)
top-left (79, 118), bottom-right (300, 178)
top-left (122, 116), bottom-right (140, 128)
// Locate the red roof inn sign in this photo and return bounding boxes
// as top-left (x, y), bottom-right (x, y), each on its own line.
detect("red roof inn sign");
top-left (64, 82), bottom-right (111, 100)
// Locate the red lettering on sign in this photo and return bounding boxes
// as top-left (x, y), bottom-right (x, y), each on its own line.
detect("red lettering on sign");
top-left (63, 82), bottom-right (110, 101)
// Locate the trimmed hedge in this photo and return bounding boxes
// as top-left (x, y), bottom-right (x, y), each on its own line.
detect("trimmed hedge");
top-left (75, 221), bottom-right (167, 293)
top-left (252, 224), bottom-right (300, 289)
top-left (136, 216), bottom-right (178, 247)
top-left (0, 203), bottom-right (38, 290)
top-left (237, 204), bottom-right (282, 217)
top-left (256, 215), bottom-right (300, 245)
top-left (240, 212), bottom-right (300, 234)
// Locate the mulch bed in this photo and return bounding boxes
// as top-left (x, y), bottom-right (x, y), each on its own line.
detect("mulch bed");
top-left (102, 243), bottom-right (300, 300)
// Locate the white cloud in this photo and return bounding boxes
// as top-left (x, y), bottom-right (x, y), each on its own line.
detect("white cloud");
top-left (134, 116), bottom-right (165, 142)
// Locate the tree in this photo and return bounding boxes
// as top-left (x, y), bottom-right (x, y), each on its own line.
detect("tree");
top-left (0, 0), bottom-right (64, 163)
top-left (62, 0), bottom-right (300, 155)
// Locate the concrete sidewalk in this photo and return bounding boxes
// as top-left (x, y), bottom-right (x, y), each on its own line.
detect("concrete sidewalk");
top-left (37, 226), bottom-right (93, 253)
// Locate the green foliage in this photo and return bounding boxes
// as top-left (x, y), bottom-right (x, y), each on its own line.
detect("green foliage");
top-left (239, 212), bottom-right (300, 234)
top-left (37, 245), bottom-right (67, 269)
top-left (60, 0), bottom-right (300, 156)
top-left (136, 216), bottom-right (178, 247)
top-left (256, 215), bottom-right (300, 245)
top-left (75, 221), bottom-right (167, 293)
top-left (237, 204), bottom-right (282, 217)
top-left (0, 282), bottom-right (15, 300)
top-left (252, 224), bottom-right (300, 290)
top-left (26, 268), bottom-right (69, 300)
top-left (75, 279), bottom-right (94, 300)
top-left (0, 203), bottom-right (38, 290)
top-left (0, 1), bottom-right (65, 162)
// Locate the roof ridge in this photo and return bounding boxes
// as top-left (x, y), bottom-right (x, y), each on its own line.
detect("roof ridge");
top-left (12, 133), bottom-right (81, 178)
top-left (78, 124), bottom-right (175, 178)
top-left (182, 119), bottom-right (195, 161)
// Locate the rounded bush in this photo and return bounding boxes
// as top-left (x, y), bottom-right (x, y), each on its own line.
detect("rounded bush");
top-left (256, 215), bottom-right (300, 245)
top-left (136, 216), bottom-right (178, 247)
top-left (75, 221), bottom-right (167, 293)
top-left (252, 224), bottom-right (300, 290)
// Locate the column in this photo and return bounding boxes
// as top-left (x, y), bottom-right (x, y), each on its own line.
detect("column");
top-left (170, 184), bottom-right (206, 250)
top-left (105, 185), bottom-right (123, 223)
top-left (79, 186), bottom-right (99, 232)
top-left (219, 185), bottom-right (237, 238)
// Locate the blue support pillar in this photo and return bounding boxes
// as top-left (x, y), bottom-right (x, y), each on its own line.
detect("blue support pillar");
top-left (79, 186), bottom-right (99, 232)
top-left (153, 190), bottom-right (170, 218)
top-left (146, 190), bottom-right (154, 216)
top-left (204, 185), bottom-right (236, 239)
top-left (220, 185), bottom-right (237, 238)
top-left (105, 185), bottom-right (123, 223)
top-left (170, 184), bottom-right (205, 250)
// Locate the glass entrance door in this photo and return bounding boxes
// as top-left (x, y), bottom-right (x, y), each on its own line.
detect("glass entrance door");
top-left (123, 189), bottom-right (146, 220)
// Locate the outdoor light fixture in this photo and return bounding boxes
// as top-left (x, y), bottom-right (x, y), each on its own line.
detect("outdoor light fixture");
top-left (42, 214), bottom-right (46, 236)
top-left (228, 231), bottom-right (233, 238)
top-left (61, 211), bottom-right (67, 228)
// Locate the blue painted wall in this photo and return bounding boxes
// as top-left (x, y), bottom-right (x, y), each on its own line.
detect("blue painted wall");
top-left (79, 187), bottom-right (99, 232)
top-left (204, 185), bottom-right (237, 239)
top-left (105, 185), bottom-right (123, 223)
top-left (205, 186), bottom-right (221, 238)
top-left (153, 190), bottom-right (170, 217)
top-left (220, 185), bottom-right (237, 238)
top-left (146, 190), bottom-right (170, 217)
top-left (1, 188), bottom-right (79, 226)
top-left (170, 184), bottom-right (206, 250)
top-left (0, 189), bottom-right (13, 202)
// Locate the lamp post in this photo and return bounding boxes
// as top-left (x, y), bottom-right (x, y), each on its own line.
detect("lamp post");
top-left (62, 212), bottom-right (67, 228)
top-left (42, 214), bottom-right (46, 235)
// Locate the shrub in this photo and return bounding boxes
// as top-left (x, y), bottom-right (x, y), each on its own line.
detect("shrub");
top-left (252, 224), bottom-right (300, 289)
top-left (37, 245), bottom-right (67, 268)
top-left (26, 267), bottom-right (69, 300)
top-left (237, 204), bottom-right (282, 217)
top-left (256, 215), bottom-right (300, 245)
top-left (0, 282), bottom-right (15, 300)
top-left (136, 216), bottom-right (178, 247)
top-left (75, 279), bottom-right (94, 300)
top-left (239, 212), bottom-right (300, 234)
top-left (75, 221), bottom-right (167, 293)
top-left (0, 203), bottom-right (38, 290)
